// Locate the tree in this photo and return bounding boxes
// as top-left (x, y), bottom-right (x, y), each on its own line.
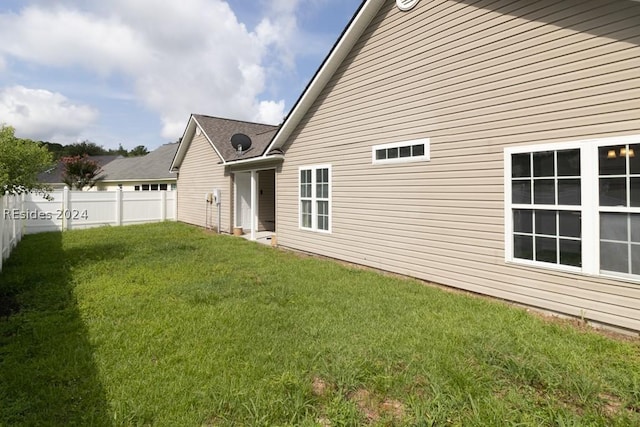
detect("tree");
top-left (0, 125), bottom-right (53, 194)
top-left (115, 143), bottom-right (128, 157)
top-left (42, 141), bottom-right (65, 159)
top-left (63, 141), bottom-right (108, 156)
top-left (61, 155), bottom-right (104, 190)
top-left (128, 145), bottom-right (149, 157)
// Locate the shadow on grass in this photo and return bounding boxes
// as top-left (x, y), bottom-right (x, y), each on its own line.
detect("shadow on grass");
top-left (0, 232), bottom-right (124, 426)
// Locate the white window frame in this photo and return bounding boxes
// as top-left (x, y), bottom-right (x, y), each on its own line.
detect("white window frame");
top-left (298, 164), bottom-right (332, 233)
top-left (372, 138), bottom-right (430, 165)
top-left (504, 135), bottom-right (640, 283)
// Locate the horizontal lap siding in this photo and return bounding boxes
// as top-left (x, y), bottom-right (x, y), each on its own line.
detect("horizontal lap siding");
top-left (276, 0), bottom-right (640, 330)
top-left (177, 134), bottom-right (231, 232)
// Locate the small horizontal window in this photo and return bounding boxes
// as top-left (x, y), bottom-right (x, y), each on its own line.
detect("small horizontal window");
top-left (372, 138), bottom-right (430, 165)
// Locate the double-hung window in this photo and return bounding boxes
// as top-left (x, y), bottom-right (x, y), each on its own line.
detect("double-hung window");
top-left (505, 136), bottom-right (640, 281)
top-left (598, 144), bottom-right (640, 276)
top-left (299, 165), bottom-right (331, 232)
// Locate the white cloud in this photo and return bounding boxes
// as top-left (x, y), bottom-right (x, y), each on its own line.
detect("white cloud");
top-left (0, 85), bottom-right (98, 142)
top-left (255, 100), bottom-right (286, 125)
top-left (0, 0), bottom-right (298, 140)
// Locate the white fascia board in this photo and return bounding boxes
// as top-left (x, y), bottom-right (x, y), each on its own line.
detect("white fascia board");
top-left (263, 0), bottom-right (385, 155)
top-left (170, 115), bottom-right (197, 171)
top-left (100, 178), bottom-right (176, 183)
top-left (226, 154), bottom-right (285, 169)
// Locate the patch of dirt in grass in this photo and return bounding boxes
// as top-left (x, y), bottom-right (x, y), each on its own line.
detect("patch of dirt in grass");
top-left (600, 392), bottom-right (623, 417)
top-left (598, 392), bottom-right (640, 419)
top-left (311, 378), bottom-right (406, 425)
top-left (312, 376), bottom-right (330, 397)
top-left (202, 416), bottom-right (222, 426)
top-left (348, 388), bottom-right (406, 424)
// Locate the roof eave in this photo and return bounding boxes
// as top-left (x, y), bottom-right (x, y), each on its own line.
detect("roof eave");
top-left (226, 154), bottom-right (285, 168)
top-left (263, 0), bottom-right (384, 156)
top-left (99, 178), bottom-right (177, 183)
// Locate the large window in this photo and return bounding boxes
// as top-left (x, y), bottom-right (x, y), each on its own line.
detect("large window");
top-left (299, 165), bottom-right (331, 232)
top-left (505, 136), bottom-right (640, 281)
top-left (599, 144), bottom-right (640, 276)
top-left (510, 149), bottom-right (582, 268)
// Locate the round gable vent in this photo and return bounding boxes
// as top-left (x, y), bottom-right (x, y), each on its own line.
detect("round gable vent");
top-left (396, 0), bottom-right (419, 11)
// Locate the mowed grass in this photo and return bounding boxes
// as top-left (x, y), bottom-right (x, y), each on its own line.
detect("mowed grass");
top-left (1, 222), bottom-right (639, 426)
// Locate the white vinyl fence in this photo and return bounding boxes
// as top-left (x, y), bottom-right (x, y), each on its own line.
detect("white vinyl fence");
top-left (1, 188), bottom-right (177, 271)
top-left (1, 193), bottom-right (25, 272)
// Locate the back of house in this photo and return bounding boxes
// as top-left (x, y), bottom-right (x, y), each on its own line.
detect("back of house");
top-left (270, 0), bottom-right (640, 332)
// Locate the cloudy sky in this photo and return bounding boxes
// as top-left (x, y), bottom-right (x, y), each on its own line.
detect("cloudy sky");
top-left (0, 0), bottom-right (361, 150)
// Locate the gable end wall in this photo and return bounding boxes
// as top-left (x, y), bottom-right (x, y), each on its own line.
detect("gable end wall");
top-left (276, 0), bottom-right (640, 331)
top-left (177, 134), bottom-right (232, 232)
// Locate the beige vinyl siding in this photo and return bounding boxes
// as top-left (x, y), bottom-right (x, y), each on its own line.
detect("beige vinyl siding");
top-left (276, 0), bottom-right (640, 331)
top-left (177, 133), bottom-right (232, 232)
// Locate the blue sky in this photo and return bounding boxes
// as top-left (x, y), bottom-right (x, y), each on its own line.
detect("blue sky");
top-left (0, 0), bottom-right (361, 150)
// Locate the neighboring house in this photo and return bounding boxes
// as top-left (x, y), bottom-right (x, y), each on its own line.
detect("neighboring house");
top-left (38, 155), bottom-right (121, 190)
top-left (170, 115), bottom-right (279, 236)
top-left (37, 144), bottom-right (178, 191)
top-left (96, 143), bottom-right (179, 191)
top-left (175, 0), bottom-right (640, 333)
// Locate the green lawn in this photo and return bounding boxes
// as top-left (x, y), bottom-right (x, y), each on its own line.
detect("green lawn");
top-left (1, 222), bottom-right (639, 426)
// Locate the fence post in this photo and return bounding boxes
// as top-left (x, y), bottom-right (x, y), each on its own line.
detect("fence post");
top-left (16, 193), bottom-right (24, 245)
top-left (62, 186), bottom-right (69, 231)
top-left (0, 193), bottom-right (5, 272)
top-left (160, 191), bottom-right (167, 221)
top-left (173, 189), bottom-right (178, 221)
top-left (116, 188), bottom-right (122, 226)
top-left (11, 195), bottom-right (17, 249)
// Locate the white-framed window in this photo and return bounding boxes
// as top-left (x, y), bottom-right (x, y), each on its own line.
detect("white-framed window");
top-left (372, 138), bottom-right (430, 165)
top-left (505, 135), bottom-right (640, 281)
top-left (299, 165), bottom-right (331, 232)
top-left (134, 183), bottom-right (170, 191)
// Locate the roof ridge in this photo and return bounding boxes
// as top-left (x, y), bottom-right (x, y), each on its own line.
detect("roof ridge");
top-left (192, 113), bottom-right (278, 128)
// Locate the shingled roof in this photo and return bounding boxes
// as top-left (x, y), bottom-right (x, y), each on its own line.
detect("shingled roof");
top-left (171, 115), bottom-right (279, 170)
top-left (38, 155), bottom-right (121, 184)
top-left (101, 143), bottom-right (178, 181)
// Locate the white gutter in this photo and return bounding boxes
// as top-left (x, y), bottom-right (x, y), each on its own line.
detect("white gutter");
top-left (226, 154), bottom-right (285, 168)
top-left (263, 0), bottom-right (384, 154)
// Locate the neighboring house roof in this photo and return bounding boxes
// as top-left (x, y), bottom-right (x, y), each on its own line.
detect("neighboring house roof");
top-left (102, 143), bottom-right (178, 181)
top-left (171, 114), bottom-right (278, 170)
top-left (38, 155), bottom-right (121, 184)
top-left (265, 0), bottom-right (379, 155)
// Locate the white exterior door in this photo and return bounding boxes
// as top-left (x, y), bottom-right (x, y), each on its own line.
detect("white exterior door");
top-left (235, 172), bottom-right (252, 229)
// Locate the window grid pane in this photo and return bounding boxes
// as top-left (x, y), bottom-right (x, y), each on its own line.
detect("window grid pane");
top-left (513, 209), bottom-right (580, 267)
top-left (598, 143), bottom-right (640, 277)
top-left (511, 149), bottom-right (582, 269)
top-left (317, 201), bottom-right (329, 231)
top-left (301, 200), bottom-right (312, 229)
top-left (600, 213), bottom-right (640, 275)
top-left (373, 142), bottom-right (428, 163)
top-left (299, 167), bottom-right (330, 231)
